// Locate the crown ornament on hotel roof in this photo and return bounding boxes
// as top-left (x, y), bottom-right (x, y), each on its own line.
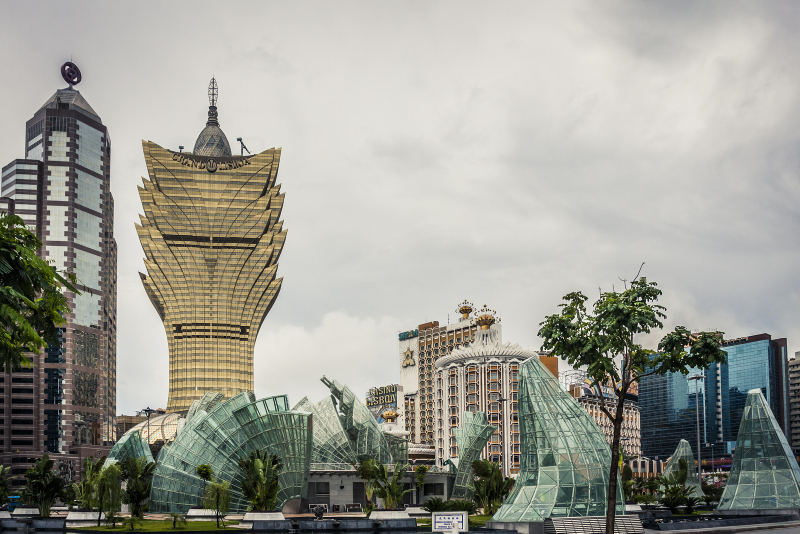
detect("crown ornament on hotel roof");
top-left (456, 300), bottom-right (474, 319)
top-left (381, 409), bottom-right (398, 423)
top-left (475, 304), bottom-right (498, 330)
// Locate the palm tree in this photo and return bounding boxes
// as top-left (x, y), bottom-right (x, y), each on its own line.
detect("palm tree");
top-left (354, 460), bottom-right (378, 515)
top-left (122, 457), bottom-right (157, 518)
top-left (237, 451), bottom-right (282, 512)
top-left (0, 466), bottom-right (17, 504)
top-left (373, 463), bottom-right (413, 510)
top-left (203, 479), bottom-right (231, 529)
top-left (22, 454), bottom-right (66, 518)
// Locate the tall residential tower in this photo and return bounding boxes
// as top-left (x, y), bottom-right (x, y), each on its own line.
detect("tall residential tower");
top-left (1, 63), bottom-right (117, 481)
top-left (137, 79), bottom-right (285, 412)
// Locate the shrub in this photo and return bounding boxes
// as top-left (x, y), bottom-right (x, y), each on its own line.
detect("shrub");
top-left (422, 497), bottom-right (448, 512)
top-left (446, 500), bottom-right (477, 515)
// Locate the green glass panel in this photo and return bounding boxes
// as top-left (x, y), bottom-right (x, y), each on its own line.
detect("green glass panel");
top-left (450, 411), bottom-right (495, 500)
top-left (107, 429), bottom-right (154, 466)
top-left (717, 389), bottom-right (800, 510)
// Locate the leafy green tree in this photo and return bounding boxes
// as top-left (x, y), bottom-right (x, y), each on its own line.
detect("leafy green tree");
top-left (373, 462), bottom-right (412, 510)
top-left (0, 213), bottom-right (79, 373)
top-left (75, 455), bottom-right (106, 511)
top-left (197, 464), bottom-right (213, 492)
top-left (203, 479), bottom-right (231, 528)
top-left (122, 457), bottom-right (157, 518)
top-left (22, 454), bottom-right (66, 517)
top-left (237, 451), bottom-right (282, 511)
top-left (622, 464), bottom-right (634, 501)
top-left (354, 459), bottom-right (378, 515)
top-left (538, 275), bottom-right (727, 534)
top-left (414, 465), bottom-right (429, 488)
top-left (95, 463), bottom-right (122, 526)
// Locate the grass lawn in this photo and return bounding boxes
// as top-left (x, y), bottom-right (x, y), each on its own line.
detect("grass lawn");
top-left (79, 520), bottom-right (238, 531)
top-left (468, 515), bottom-right (493, 528)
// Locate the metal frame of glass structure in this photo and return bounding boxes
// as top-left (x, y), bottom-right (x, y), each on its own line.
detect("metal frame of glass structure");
top-left (492, 357), bottom-right (624, 522)
top-left (320, 376), bottom-right (393, 465)
top-left (659, 439), bottom-right (702, 496)
top-left (149, 392), bottom-right (312, 513)
top-left (451, 410), bottom-right (494, 500)
top-left (717, 389), bottom-right (800, 510)
top-left (106, 429), bottom-right (154, 466)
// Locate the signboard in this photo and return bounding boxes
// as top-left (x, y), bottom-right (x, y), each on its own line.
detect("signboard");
top-left (399, 329), bottom-right (418, 341)
top-left (366, 384), bottom-right (398, 423)
top-left (432, 512), bottom-right (467, 532)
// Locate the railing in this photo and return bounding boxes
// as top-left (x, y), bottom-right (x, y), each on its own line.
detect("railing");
top-left (309, 463), bottom-right (450, 473)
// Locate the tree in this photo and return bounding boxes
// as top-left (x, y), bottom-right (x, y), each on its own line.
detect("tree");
top-left (75, 456), bottom-right (106, 511)
top-left (203, 479), bottom-right (231, 529)
top-left (196, 464), bottom-right (213, 492)
top-left (471, 460), bottom-right (514, 515)
top-left (0, 465), bottom-right (16, 505)
top-left (354, 459), bottom-right (378, 515)
top-left (621, 464), bottom-right (634, 502)
top-left (166, 513), bottom-right (188, 529)
top-left (538, 275), bottom-right (727, 534)
top-left (373, 462), bottom-right (413, 510)
top-left (237, 451), bottom-right (282, 512)
top-left (0, 213), bottom-right (79, 373)
top-left (414, 465), bottom-right (429, 488)
top-left (22, 454), bottom-right (67, 518)
top-left (95, 463), bottom-right (122, 526)
top-left (122, 457), bottom-right (157, 518)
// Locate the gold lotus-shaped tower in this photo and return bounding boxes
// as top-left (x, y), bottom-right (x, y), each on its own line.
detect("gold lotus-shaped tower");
top-left (136, 79), bottom-right (286, 412)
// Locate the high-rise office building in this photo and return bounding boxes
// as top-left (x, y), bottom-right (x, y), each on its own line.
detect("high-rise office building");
top-left (137, 79), bottom-right (285, 412)
top-left (640, 333), bottom-right (789, 465)
top-left (0, 65), bottom-right (117, 482)
top-left (788, 355), bottom-right (800, 453)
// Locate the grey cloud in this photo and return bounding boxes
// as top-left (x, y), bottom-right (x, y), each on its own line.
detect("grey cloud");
top-left (1, 1), bottom-right (799, 413)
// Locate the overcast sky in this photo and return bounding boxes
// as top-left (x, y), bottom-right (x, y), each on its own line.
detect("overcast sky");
top-left (2, 1), bottom-right (800, 415)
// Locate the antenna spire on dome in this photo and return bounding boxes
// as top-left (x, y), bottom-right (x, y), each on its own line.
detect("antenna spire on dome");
top-left (206, 78), bottom-right (220, 127)
top-left (208, 77), bottom-right (218, 107)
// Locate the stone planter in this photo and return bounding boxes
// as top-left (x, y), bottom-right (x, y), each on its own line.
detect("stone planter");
top-left (12, 506), bottom-right (40, 517)
top-left (33, 518), bottom-right (67, 530)
top-left (186, 509), bottom-right (220, 521)
top-left (66, 511), bottom-right (107, 527)
top-left (369, 510), bottom-right (411, 519)
top-left (239, 512), bottom-right (285, 528)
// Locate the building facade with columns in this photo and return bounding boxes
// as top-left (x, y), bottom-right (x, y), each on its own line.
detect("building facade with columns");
top-left (399, 302), bottom-right (556, 478)
top-left (561, 371), bottom-right (642, 458)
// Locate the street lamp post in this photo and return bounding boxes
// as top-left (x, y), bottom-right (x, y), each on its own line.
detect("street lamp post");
top-left (706, 442), bottom-right (715, 476)
top-left (688, 375), bottom-right (704, 482)
top-left (142, 407), bottom-right (156, 454)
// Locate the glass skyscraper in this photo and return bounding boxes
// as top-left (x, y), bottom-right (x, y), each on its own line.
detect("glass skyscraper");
top-left (0, 78), bottom-right (117, 481)
top-left (640, 334), bottom-right (788, 464)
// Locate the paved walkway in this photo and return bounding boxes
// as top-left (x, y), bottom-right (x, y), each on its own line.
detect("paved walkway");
top-left (645, 521), bottom-right (800, 534)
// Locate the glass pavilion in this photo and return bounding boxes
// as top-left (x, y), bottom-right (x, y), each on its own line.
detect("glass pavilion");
top-left (717, 389), bottom-right (800, 510)
top-left (492, 356), bottom-right (624, 521)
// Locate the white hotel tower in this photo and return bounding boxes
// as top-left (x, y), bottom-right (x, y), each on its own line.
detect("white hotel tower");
top-left (399, 302), bottom-right (557, 478)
